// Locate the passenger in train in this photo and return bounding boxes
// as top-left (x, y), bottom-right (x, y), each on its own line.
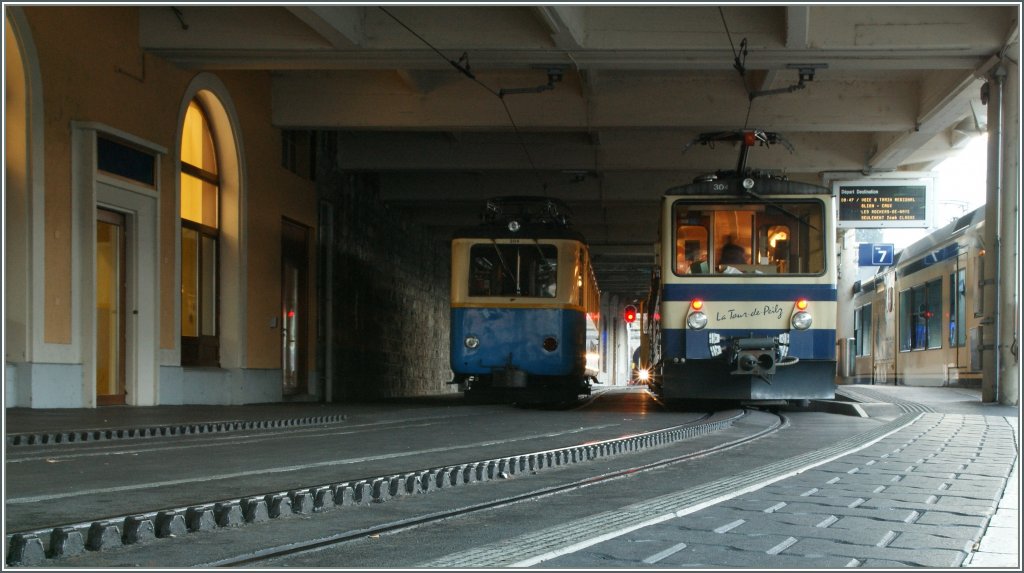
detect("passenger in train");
top-left (719, 235), bottom-right (747, 265)
top-left (689, 250), bottom-right (709, 274)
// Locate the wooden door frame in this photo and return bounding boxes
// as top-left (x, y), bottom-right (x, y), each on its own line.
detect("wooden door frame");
top-left (96, 207), bottom-right (127, 405)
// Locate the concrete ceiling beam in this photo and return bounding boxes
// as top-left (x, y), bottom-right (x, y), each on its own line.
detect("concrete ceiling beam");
top-left (326, 131), bottom-right (873, 173)
top-left (868, 56), bottom-right (998, 169)
top-left (786, 6), bottom-right (811, 49)
top-left (272, 72), bottom-right (919, 131)
top-left (534, 6), bottom-right (586, 49)
top-left (152, 47), bottom-right (995, 72)
top-left (286, 6), bottom-right (365, 49)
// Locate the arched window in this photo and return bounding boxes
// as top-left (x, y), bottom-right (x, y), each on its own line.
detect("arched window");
top-left (180, 100), bottom-right (220, 366)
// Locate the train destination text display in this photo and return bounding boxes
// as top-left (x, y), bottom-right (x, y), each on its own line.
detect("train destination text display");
top-left (835, 181), bottom-right (931, 228)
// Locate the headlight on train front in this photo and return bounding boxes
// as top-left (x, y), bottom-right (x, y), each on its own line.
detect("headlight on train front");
top-left (686, 311), bottom-right (708, 330)
top-left (791, 311), bottom-right (813, 330)
top-left (464, 335), bottom-right (480, 349)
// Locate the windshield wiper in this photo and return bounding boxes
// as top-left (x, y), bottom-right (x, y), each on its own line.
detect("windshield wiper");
top-left (744, 188), bottom-right (821, 233)
top-left (531, 239), bottom-right (556, 272)
top-left (490, 240), bottom-right (519, 295)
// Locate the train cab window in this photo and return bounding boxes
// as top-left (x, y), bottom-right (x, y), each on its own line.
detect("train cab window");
top-left (468, 243), bottom-right (558, 298)
top-left (676, 226), bottom-right (709, 274)
top-left (763, 225), bottom-right (791, 272)
top-left (714, 215), bottom-right (754, 273)
top-left (673, 201), bottom-right (825, 276)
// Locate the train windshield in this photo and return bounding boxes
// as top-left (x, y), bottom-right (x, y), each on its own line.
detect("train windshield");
top-left (673, 200), bottom-right (826, 276)
top-left (468, 243), bottom-right (558, 297)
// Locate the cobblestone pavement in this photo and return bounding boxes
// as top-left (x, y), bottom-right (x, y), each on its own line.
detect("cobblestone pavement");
top-left (412, 401), bottom-right (1016, 569)
top-left (532, 412), bottom-right (1018, 568)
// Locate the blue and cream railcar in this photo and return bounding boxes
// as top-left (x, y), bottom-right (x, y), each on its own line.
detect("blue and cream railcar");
top-left (653, 173), bottom-right (837, 404)
top-left (450, 197), bottom-right (600, 403)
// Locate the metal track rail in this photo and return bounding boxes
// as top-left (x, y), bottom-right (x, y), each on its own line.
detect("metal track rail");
top-left (426, 412), bottom-right (922, 568)
top-left (6, 410), bottom-right (737, 566)
top-left (204, 409), bottom-right (783, 567)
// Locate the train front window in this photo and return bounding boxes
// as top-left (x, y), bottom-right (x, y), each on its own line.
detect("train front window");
top-left (673, 201), bottom-right (825, 275)
top-left (468, 243), bottom-right (558, 297)
top-left (676, 225), bottom-right (710, 274)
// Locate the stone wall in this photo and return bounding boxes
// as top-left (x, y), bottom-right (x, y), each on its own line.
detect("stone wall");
top-left (317, 158), bottom-right (455, 400)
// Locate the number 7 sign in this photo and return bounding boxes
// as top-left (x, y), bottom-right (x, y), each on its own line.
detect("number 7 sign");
top-left (859, 243), bottom-right (894, 266)
top-left (872, 244), bottom-right (894, 265)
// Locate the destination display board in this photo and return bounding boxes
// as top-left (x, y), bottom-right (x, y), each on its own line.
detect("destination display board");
top-left (834, 179), bottom-right (932, 228)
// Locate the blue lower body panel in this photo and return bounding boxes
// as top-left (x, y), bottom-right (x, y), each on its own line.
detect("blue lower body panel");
top-left (663, 328), bottom-right (837, 361)
top-left (450, 307), bottom-right (587, 391)
top-left (660, 359), bottom-right (836, 401)
top-left (659, 326), bottom-right (836, 401)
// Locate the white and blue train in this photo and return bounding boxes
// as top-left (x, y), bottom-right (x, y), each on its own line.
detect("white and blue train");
top-left (449, 197), bottom-right (600, 404)
top-left (644, 131), bottom-right (837, 405)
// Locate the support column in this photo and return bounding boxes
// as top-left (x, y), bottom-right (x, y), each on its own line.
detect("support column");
top-left (996, 57), bottom-right (1019, 406)
top-left (982, 58), bottom-right (1020, 406)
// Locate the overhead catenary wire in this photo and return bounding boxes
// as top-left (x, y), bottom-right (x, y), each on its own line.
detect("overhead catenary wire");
top-left (718, 7), bottom-right (756, 129)
top-left (379, 7), bottom-right (548, 195)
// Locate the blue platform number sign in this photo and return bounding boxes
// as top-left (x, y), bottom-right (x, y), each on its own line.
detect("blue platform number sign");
top-left (859, 243), bottom-right (894, 266)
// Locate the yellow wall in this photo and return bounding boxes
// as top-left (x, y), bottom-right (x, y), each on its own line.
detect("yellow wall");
top-left (214, 69), bottom-right (319, 369)
top-left (21, 7), bottom-right (318, 371)
top-left (5, 16), bottom-right (29, 362)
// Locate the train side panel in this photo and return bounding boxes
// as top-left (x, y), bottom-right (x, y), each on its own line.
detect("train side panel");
top-left (892, 218), bottom-right (984, 386)
top-left (849, 209), bottom-right (984, 387)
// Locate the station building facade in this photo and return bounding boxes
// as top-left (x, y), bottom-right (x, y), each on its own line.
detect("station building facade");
top-left (4, 6), bottom-right (325, 408)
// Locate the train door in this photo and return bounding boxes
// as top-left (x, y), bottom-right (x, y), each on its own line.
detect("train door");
top-left (96, 208), bottom-right (127, 405)
top-left (282, 219), bottom-right (310, 396)
top-left (950, 254), bottom-right (969, 369)
top-left (872, 278), bottom-right (896, 385)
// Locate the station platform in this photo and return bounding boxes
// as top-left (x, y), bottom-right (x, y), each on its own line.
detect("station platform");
top-left (3, 385), bottom-right (1018, 568)
top-left (2, 385), bottom-right (1009, 444)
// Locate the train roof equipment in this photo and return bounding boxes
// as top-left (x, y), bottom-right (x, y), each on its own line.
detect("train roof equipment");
top-left (454, 196), bottom-right (585, 241)
top-left (670, 129), bottom-right (828, 197)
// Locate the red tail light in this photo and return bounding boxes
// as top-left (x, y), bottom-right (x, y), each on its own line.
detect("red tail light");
top-left (796, 298), bottom-right (808, 311)
top-left (691, 299), bottom-right (704, 311)
top-left (623, 305), bottom-right (637, 323)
